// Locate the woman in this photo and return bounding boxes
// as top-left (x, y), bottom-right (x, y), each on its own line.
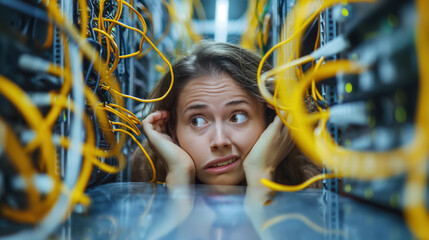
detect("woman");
top-left (132, 41), bottom-right (321, 187)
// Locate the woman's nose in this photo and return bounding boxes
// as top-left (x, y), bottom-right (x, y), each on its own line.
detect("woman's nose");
top-left (210, 123), bottom-right (231, 151)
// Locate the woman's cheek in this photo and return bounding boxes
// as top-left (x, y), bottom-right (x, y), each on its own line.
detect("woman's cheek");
top-left (233, 128), bottom-right (261, 156)
top-left (178, 130), bottom-right (207, 165)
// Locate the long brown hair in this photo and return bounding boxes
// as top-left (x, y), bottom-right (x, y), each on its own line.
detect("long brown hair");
top-left (131, 41), bottom-right (322, 187)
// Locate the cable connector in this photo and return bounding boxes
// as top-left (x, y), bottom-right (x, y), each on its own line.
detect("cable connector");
top-left (18, 54), bottom-right (51, 73)
top-left (11, 174), bottom-right (53, 194)
top-left (328, 101), bottom-right (368, 126)
top-left (311, 35), bottom-right (350, 59)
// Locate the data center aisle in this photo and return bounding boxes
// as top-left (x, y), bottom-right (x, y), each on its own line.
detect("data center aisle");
top-left (54, 182), bottom-right (412, 240)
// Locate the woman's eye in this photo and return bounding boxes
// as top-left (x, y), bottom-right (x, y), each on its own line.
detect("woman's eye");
top-left (190, 116), bottom-right (208, 127)
top-left (230, 112), bottom-right (247, 124)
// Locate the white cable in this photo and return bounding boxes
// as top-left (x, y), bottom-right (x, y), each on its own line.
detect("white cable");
top-left (260, 35), bottom-right (350, 90)
top-left (328, 101), bottom-right (368, 126)
top-left (29, 93), bottom-right (52, 106)
top-left (11, 174), bottom-right (54, 194)
top-left (40, 41), bottom-right (85, 237)
top-left (18, 54), bottom-right (51, 73)
top-left (64, 43), bottom-right (84, 194)
top-left (311, 35), bottom-right (350, 59)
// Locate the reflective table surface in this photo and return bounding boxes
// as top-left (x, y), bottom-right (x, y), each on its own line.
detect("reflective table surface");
top-left (54, 182), bottom-right (413, 240)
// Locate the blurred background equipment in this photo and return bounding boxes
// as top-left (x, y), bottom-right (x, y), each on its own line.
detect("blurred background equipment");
top-left (257, 0), bottom-right (428, 239)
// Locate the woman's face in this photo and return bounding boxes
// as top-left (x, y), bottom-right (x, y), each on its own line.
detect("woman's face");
top-left (174, 73), bottom-right (266, 185)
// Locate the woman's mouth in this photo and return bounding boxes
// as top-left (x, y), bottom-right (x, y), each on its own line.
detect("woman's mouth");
top-left (204, 157), bottom-right (240, 174)
top-left (211, 158), bottom-right (236, 167)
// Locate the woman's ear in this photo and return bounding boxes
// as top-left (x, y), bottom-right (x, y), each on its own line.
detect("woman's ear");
top-left (266, 103), bottom-right (285, 116)
top-left (168, 122), bottom-right (179, 144)
top-left (266, 103), bottom-right (275, 110)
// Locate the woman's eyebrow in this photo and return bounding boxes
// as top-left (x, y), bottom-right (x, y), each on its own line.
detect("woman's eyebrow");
top-left (183, 100), bottom-right (249, 114)
top-left (226, 100), bottom-right (250, 106)
top-left (183, 104), bottom-right (207, 114)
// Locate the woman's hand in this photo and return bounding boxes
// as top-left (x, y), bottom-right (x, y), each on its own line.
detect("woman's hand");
top-left (142, 110), bottom-right (195, 184)
top-left (243, 115), bottom-right (294, 187)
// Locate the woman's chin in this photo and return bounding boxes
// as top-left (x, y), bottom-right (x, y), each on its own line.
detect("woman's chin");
top-left (198, 173), bottom-right (245, 186)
